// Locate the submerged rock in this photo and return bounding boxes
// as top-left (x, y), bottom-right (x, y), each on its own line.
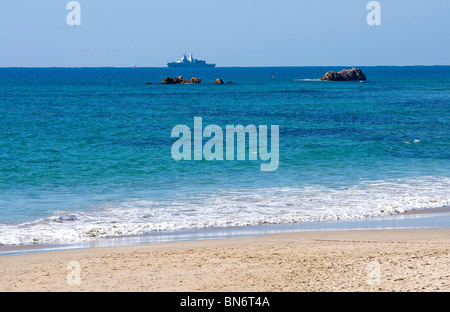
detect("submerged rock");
top-left (319, 67), bottom-right (367, 81)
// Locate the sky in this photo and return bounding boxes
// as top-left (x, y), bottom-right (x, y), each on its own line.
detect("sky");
top-left (0, 0), bottom-right (449, 67)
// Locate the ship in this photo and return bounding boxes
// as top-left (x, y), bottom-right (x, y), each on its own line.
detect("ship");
top-left (167, 53), bottom-right (216, 68)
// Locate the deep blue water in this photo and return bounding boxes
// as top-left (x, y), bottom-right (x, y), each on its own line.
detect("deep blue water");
top-left (0, 66), bottom-right (449, 245)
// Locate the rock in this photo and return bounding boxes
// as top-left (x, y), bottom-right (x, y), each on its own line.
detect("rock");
top-left (160, 76), bottom-right (201, 84)
top-left (161, 77), bottom-right (176, 84)
top-left (213, 78), bottom-right (224, 84)
top-left (145, 82), bottom-right (152, 85)
top-left (226, 81), bottom-right (233, 84)
top-left (319, 67), bottom-right (367, 81)
top-left (186, 77), bottom-right (201, 84)
top-left (173, 76), bottom-right (185, 84)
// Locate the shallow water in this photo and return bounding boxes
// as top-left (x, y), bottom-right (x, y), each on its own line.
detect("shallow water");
top-left (0, 66), bottom-right (449, 246)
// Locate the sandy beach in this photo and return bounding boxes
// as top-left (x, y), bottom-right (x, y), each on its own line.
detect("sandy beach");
top-left (1, 228), bottom-right (449, 292)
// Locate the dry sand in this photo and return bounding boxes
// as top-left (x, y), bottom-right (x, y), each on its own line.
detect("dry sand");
top-left (1, 228), bottom-right (449, 292)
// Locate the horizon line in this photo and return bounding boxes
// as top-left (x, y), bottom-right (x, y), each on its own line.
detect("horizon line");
top-left (1, 64), bottom-right (449, 69)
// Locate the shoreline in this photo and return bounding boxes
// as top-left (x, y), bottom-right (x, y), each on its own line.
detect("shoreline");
top-left (1, 228), bottom-right (449, 292)
top-left (1, 207), bottom-right (450, 257)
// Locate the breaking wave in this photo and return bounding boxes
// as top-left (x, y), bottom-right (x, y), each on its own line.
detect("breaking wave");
top-left (0, 176), bottom-right (448, 245)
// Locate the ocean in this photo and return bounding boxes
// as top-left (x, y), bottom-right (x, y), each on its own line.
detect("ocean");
top-left (0, 66), bottom-right (449, 247)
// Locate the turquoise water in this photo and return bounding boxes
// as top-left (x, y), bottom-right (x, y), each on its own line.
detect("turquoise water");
top-left (0, 66), bottom-right (449, 245)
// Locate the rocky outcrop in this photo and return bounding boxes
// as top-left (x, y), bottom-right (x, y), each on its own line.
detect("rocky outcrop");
top-left (160, 76), bottom-right (201, 84)
top-left (319, 67), bottom-right (367, 81)
top-left (160, 77), bottom-right (177, 84)
top-left (156, 76), bottom-right (231, 84)
top-left (186, 77), bottom-right (201, 84)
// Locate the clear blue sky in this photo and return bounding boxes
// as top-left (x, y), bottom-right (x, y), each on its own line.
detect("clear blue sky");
top-left (0, 0), bottom-right (449, 67)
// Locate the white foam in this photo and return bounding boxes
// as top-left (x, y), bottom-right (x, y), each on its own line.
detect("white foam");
top-left (0, 176), bottom-right (449, 245)
top-left (294, 78), bottom-right (320, 82)
top-left (403, 139), bottom-right (421, 144)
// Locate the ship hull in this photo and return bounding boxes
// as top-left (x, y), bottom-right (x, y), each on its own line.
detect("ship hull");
top-left (167, 63), bottom-right (216, 68)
